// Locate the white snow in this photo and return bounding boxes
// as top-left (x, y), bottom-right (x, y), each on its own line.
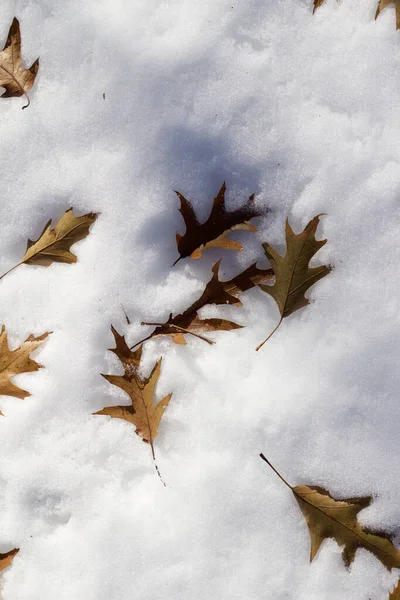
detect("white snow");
top-left (0, 0), bottom-right (399, 598)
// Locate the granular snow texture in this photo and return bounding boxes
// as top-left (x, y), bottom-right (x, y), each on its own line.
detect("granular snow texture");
top-left (0, 1), bottom-right (398, 599)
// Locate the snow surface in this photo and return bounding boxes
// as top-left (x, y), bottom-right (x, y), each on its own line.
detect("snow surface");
top-left (0, 0), bottom-right (399, 598)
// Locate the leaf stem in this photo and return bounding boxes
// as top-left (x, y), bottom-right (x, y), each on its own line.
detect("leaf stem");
top-left (130, 333), bottom-right (154, 350)
top-left (121, 305), bottom-right (131, 325)
top-left (0, 262), bottom-right (23, 282)
top-left (255, 317), bottom-right (283, 351)
top-left (153, 455), bottom-right (166, 487)
top-left (149, 435), bottom-right (166, 487)
top-left (259, 453), bottom-right (292, 490)
top-left (141, 322), bottom-right (215, 345)
top-left (171, 256), bottom-right (182, 267)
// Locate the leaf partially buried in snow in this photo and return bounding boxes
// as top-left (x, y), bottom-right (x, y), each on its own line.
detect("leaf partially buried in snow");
top-left (260, 454), bottom-right (400, 571)
top-left (21, 209), bottom-right (98, 266)
top-left (375, 1), bottom-right (400, 29)
top-left (95, 328), bottom-right (171, 482)
top-left (0, 548), bottom-right (19, 572)
top-left (136, 260), bottom-right (273, 347)
top-left (256, 215), bottom-right (331, 350)
top-left (173, 182), bottom-right (264, 263)
top-left (0, 18), bottom-right (39, 109)
top-left (0, 326), bottom-right (49, 403)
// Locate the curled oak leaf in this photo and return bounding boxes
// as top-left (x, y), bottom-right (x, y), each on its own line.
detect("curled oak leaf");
top-left (136, 260), bottom-right (274, 347)
top-left (0, 18), bottom-right (39, 109)
top-left (376, 1), bottom-right (400, 29)
top-left (173, 182), bottom-right (263, 264)
top-left (260, 454), bottom-right (400, 570)
top-left (0, 209), bottom-right (98, 282)
top-left (0, 326), bottom-right (50, 404)
top-left (0, 548), bottom-right (19, 572)
top-left (256, 215), bottom-right (331, 351)
top-left (94, 327), bottom-right (171, 484)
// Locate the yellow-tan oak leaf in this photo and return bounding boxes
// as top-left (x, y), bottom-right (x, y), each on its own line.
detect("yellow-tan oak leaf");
top-left (376, 1), bottom-right (400, 29)
top-left (0, 326), bottom-right (49, 402)
top-left (256, 215), bottom-right (331, 350)
top-left (0, 18), bottom-right (39, 109)
top-left (94, 328), bottom-right (171, 481)
top-left (260, 454), bottom-right (400, 571)
top-left (173, 182), bottom-right (265, 264)
top-left (0, 209), bottom-right (98, 283)
top-left (21, 209), bottom-right (97, 266)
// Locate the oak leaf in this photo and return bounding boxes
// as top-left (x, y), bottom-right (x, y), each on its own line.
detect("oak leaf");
top-left (375, 1), bottom-right (400, 29)
top-left (260, 454), bottom-right (400, 571)
top-left (94, 328), bottom-right (171, 482)
top-left (22, 208), bottom-right (97, 266)
top-left (0, 209), bottom-right (97, 282)
top-left (173, 182), bottom-right (263, 264)
top-left (0, 326), bottom-right (49, 402)
top-left (0, 548), bottom-right (19, 572)
top-left (136, 260), bottom-right (273, 347)
top-left (0, 18), bottom-right (39, 109)
top-left (390, 582), bottom-right (400, 599)
top-left (256, 215), bottom-right (331, 350)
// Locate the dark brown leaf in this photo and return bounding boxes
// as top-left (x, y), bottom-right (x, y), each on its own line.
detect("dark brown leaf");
top-left (173, 182), bottom-right (264, 264)
top-left (138, 260), bottom-right (273, 346)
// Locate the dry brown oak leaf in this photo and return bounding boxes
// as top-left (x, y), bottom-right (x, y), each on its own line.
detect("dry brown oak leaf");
top-left (256, 214), bottom-right (331, 350)
top-left (376, 1), bottom-right (400, 29)
top-left (260, 454), bottom-right (400, 570)
top-left (0, 18), bottom-right (39, 109)
top-left (94, 328), bottom-right (171, 481)
top-left (0, 326), bottom-right (49, 407)
top-left (0, 208), bottom-right (97, 282)
top-left (173, 182), bottom-right (264, 264)
top-left (0, 548), bottom-right (19, 572)
top-left (136, 259), bottom-right (274, 347)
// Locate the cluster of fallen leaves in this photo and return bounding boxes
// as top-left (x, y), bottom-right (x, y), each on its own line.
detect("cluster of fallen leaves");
top-left (95, 183), bottom-right (330, 484)
top-left (314, 0), bottom-right (400, 30)
top-left (0, 13), bottom-right (398, 599)
top-left (93, 184), bottom-right (399, 598)
top-left (0, 207), bottom-right (97, 573)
